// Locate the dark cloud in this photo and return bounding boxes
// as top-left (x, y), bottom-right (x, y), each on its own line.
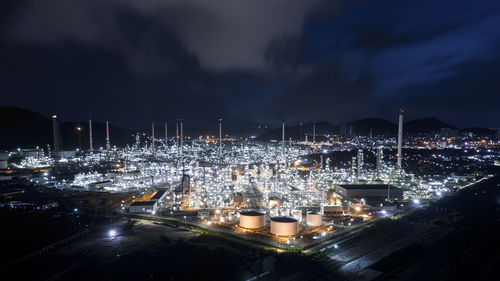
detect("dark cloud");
top-left (270, 64), bottom-right (375, 124)
top-left (4, 0), bottom-right (321, 72)
top-left (1, 0), bottom-right (500, 129)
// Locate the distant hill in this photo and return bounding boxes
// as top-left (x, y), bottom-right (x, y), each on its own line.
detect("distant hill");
top-left (404, 117), bottom-right (456, 134)
top-left (0, 106), bottom-right (134, 150)
top-left (256, 121), bottom-right (336, 141)
top-left (59, 121), bottom-right (135, 150)
top-left (256, 116), bottom-right (472, 139)
top-left (347, 118), bottom-right (397, 136)
top-left (0, 106), bottom-right (52, 150)
top-left (459, 127), bottom-right (497, 136)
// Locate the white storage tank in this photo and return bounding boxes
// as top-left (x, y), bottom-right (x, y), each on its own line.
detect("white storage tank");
top-left (239, 211), bottom-right (265, 229)
top-left (291, 210), bottom-right (303, 222)
top-left (270, 217), bottom-right (299, 236)
top-left (270, 207), bottom-right (279, 217)
top-left (306, 212), bottom-right (322, 227)
top-left (280, 208), bottom-right (290, 217)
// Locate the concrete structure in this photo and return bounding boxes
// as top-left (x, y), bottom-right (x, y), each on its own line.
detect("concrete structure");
top-left (270, 217), bottom-right (299, 236)
top-left (306, 212), bottom-right (322, 226)
top-left (239, 211), bottom-right (265, 229)
top-left (129, 201), bottom-right (158, 214)
top-left (335, 184), bottom-right (403, 200)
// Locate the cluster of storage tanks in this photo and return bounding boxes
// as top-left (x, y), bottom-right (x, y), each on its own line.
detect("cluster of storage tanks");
top-left (238, 209), bottom-right (323, 237)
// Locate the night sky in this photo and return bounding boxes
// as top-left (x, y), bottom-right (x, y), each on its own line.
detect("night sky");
top-left (1, 0), bottom-right (500, 129)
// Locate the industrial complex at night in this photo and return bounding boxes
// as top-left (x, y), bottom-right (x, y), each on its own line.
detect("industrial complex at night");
top-left (2, 1), bottom-right (500, 280)
top-left (1, 106), bottom-right (500, 280)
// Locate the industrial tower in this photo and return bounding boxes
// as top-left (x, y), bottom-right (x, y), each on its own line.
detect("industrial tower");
top-left (397, 110), bottom-right (404, 169)
top-left (89, 117), bottom-right (93, 151)
top-left (52, 115), bottom-right (62, 152)
top-left (105, 121), bottom-right (111, 151)
top-left (151, 122), bottom-right (155, 151)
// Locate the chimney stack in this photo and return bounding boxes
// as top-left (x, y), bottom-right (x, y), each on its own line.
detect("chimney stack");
top-left (106, 121), bottom-right (111, 151)
top-left (397, 109), bottom-right (404, 169)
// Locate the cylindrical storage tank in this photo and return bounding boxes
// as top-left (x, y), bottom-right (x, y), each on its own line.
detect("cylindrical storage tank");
top-left (306, 212), bottom-right (322, 227)
top-left (291, 210), bottom-right (302, 222)
top-left (280, 208), bottom-right (290, 217)
top-left (239, 211), bottom-right (265, 229)
top-left (270, 207), bottom-right (279, 217)
top-left (270, 217), bottom-right (299, 236)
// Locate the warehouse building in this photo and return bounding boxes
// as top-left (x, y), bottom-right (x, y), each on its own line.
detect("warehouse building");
top-left (150, 189), bottom-right (167, 203)
top-left (335, 184), bottom-right (403, 200)
top-left (129, 201), bottom-right (158, 214)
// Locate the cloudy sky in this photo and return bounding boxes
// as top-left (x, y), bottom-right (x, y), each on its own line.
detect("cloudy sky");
top-left (1, 0), bottom-right (499, 129)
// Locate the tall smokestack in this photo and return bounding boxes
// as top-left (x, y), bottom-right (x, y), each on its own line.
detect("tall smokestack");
top-left (165, 122), bottom-right (168, 144)
top-left (300, 122), bottom-right (303, 142)
top-left (52, 115), bottom-right (62, 152)
top-left (176, 118), bottom-right (179, 146)
top-left (282, 120), bottom-right (285, 145)
top-left (180, 117), bottom-right (183, 149)
top-left (151, 122), bottom-right (155, 151)
top-left (106, 121), bottom-right (110, 151)
top-left (218, 117), bottom-right (223, 149)
top-left (89, 117), bottom-right (93, 151)
top-left (370, 128), bottom-right (373, 140)
top-left (397, 109), bottom-right (403, 169)
top-left (313, 122), bottom-right (316, 143)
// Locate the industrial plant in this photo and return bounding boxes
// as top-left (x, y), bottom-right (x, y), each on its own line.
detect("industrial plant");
top-left (2, 109), bottom-right (497, 251)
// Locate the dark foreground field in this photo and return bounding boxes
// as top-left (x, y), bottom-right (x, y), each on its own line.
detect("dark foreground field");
top-left (1, 219), bottom-right (338, 281)
top-left (371, 173), bottom-right (500, 281)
